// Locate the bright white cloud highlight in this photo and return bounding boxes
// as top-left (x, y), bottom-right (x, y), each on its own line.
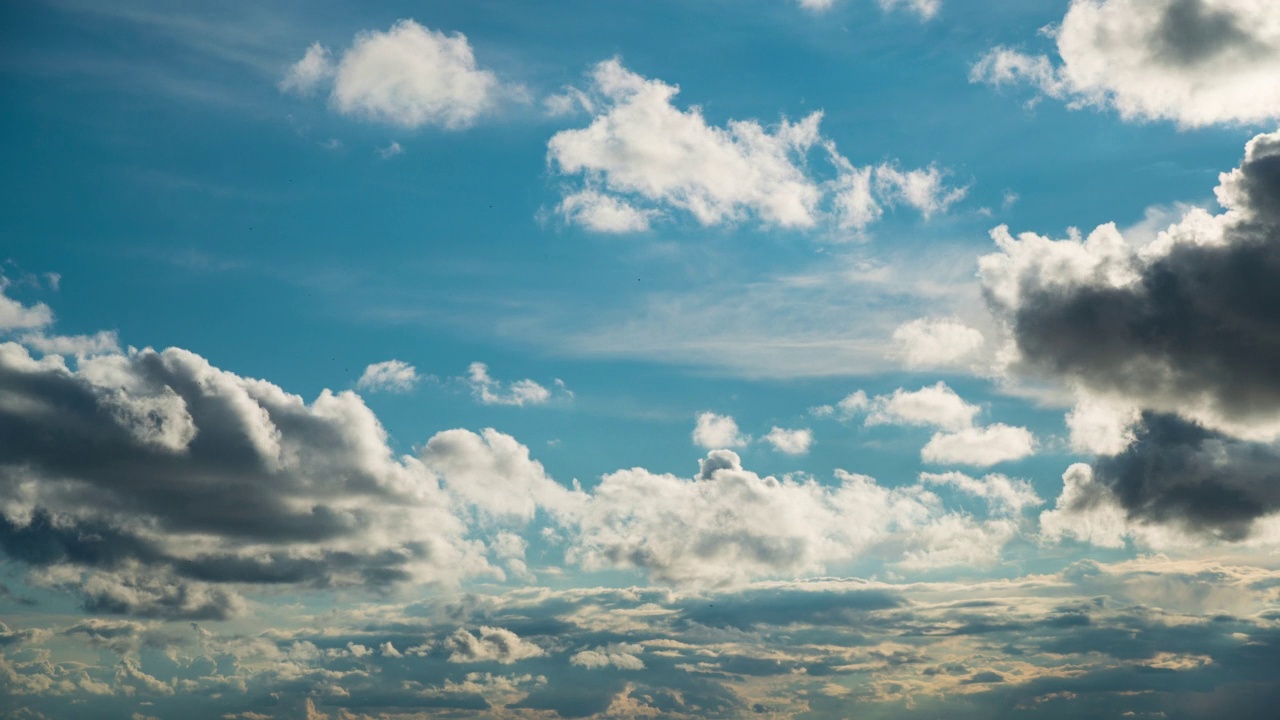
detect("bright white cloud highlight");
top-left (921, 424), bottom-right (1037, 467)
top-left (971, 0), bottom-right (1280, 128)
top-left (692, 412), bottom-right (750, 449)
top-left (444, 627), bottom-right (545, 664)
top-left (892, 318), bottom-right (985, 369)
top-left (763, 427), bottom-right (813, 455)
top-left (548, 60), bottom-right (964, 233)
top-left (865, 382), bottom-right (980, 432)
top-left (283, 20), bottom-right (519, 129)
top-left (356, 359), bottom-right (419, 393)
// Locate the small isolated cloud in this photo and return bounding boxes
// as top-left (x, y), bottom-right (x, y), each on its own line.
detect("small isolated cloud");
top-left (798, 0), bottom-right (940, 20)
top-left (356, 359), bottom-right (419, 393)
top-left (547, 59), bottom-right (964, 234)
top-left (570, 643), bottom-right (646, 670)
top-left (444, 627), bottom-right (544, 664)
top-left (811, 390), bottom-right (869, 420)
top-left (376, 141), bottom-right (403, 158)
top-left (282, 20), bottom-right (521, 130)
top-left (763, 427), bottom-right (813, 455)
top-left (865, 382), bottom-right (980, 432)
top-left (465, 362), bottom-right (559, 406)
top-left (692, 412), bottom-right (750, 449)
top-left (921, 424), bottom-right (1037, 467)
top-left (971, 0), bottom-right (1280, 128)
top-left (892, 318), bottom-right (985, 369)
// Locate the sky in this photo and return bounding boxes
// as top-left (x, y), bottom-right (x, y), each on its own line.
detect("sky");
top-left (2, 0), bottom-right (1280, 718)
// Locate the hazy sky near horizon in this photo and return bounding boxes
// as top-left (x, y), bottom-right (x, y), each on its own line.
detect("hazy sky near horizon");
top-left (4, 1), bottom-right (1280, 718)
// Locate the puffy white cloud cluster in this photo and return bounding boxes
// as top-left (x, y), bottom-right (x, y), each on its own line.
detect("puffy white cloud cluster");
top-left (972, 0), bottom-right (1280, 128)
top-left (832, 383), bottom-right (1036, 467)
top-left (548, 60), bottom-right (965, 233)
top-left (282, 20), bottom-right (523, 129)
top-left (465, 362), bottom-right (560, 407)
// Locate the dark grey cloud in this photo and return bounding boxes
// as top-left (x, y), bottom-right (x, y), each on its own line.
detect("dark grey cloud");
top-left (992, 133), bottom-right (1280, 427)
top-left (1153, 0), bottom-right (1262, 66)
top-left (1093, 413), bottom-right (1280, 539)
top-left (983, 131), bottom-right (1280, 537)
top-left (0, 343), bottom-right (478, 617)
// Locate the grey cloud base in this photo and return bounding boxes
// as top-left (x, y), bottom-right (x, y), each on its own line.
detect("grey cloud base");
top-left (0, 343), bottom-right (478, 617)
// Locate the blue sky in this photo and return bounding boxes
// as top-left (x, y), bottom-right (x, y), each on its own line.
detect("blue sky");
top-left (3, 1), bottom-right (1280, 718)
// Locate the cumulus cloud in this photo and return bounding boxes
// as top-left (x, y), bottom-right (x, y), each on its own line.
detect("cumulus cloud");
top-left (282, 20), bottom-right (520, 129)
top-left (421, 428), bottom-right (577, 521)
top-left (570, 643), bottom-right (645, 670)
top-left (864, 382), bottom-right (980, 432)
top-left (692, 412), bottom-right (750, 449)
top-left (464, 362), bottom-right (558, 407)
top-left (564, 449), bottom-right (1026, 585)
top-left (763, 427), bottom-right (813, 455)
top-left (0, 341), bottom-right (486, 617)
top-left (811, 390), bottom-right (869, 420)
top-left (548, 59), bottom-right (964, 233)
top-left (981, 131), bottom-right (1280, 442)
top-left (971, 0), bottom-right (1280, 127)
top-left (444, 627), bottom-right (545, 664)
top-left (355, 359), bottom-right (419, 393)
top-left (891, 318), bottom-right (985, 369)
top-left (843, 383), bottom-right (1036, 466)
top-left (1010, 135), bottom-right (1280, 540)
top-left (921, 424), bottom-right (1037, 467)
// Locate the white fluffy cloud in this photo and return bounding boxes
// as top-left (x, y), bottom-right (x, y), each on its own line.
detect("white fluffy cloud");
top-left (1039, 464), bottom-right (1132, 549)
top-left (763, 427), bottom-right (813, 455)
top-left (283, 20), bottom-right (519, 129)
top-left (0, 281), bottom-right (53, 331)
top-left (356, 359), bottom-right (419, 393)
top-left (548, 60), bottom-right (964, 233)
top-left (865, 382), bottom-right (980, 432)
top-left (444, 626), bottom-right (545, 664)
top-left (564, 450), bottom-right (1024, 586)
top-left (972, 0), bottom-right (1280, 128)
top-left (421, 428), bottom-right (578, 521)
top-left (834, 383), bottom-right (1036, 467)
top-left (465, 362), bottom-right (556, 406)
top-left (570, 643), bottom-right (646, 670)
top-left (692, 412), bottom-right (750, 449)
top-left (891, 318), bottom-right (985, 369)
top-left (921, 424), bottom-right (1037, 467)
